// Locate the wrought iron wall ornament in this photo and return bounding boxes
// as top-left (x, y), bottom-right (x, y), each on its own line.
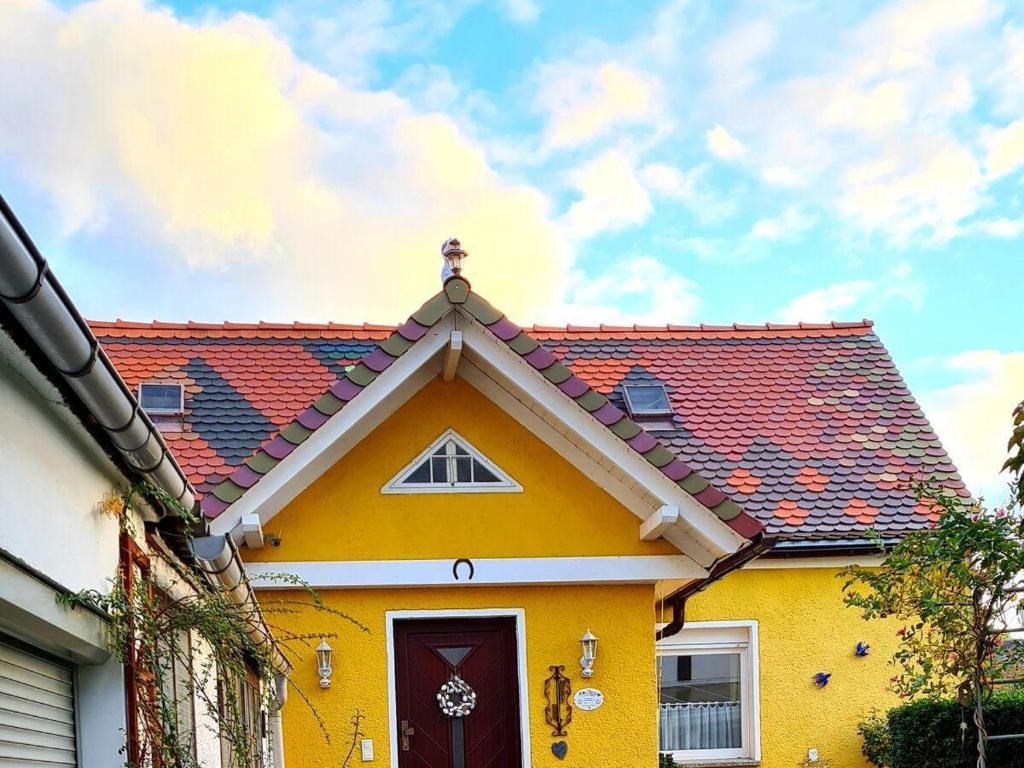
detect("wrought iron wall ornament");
top-left (544, 665), bottom-right (573, 737)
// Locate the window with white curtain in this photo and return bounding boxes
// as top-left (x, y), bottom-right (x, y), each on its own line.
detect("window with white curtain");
top-left (657, 621), bottom-right (760, 763)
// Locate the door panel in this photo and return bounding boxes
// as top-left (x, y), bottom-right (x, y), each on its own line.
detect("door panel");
top-left (394, 618), bottom-right (521, 768)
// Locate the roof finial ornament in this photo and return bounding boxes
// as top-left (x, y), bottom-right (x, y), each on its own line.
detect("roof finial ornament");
top-left (441, 237), bottom-right (467, 283)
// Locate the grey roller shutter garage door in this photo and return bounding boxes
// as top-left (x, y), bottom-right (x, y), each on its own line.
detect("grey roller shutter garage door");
top-left (0, 635), bottom-right (77, 767)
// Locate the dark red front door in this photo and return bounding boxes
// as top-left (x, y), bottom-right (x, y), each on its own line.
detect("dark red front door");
top-left (394, 618), bottom-right (522, 768)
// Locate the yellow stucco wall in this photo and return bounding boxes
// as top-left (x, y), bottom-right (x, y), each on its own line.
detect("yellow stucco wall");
top-left (247, 377), bottom-right (667, 766)
top-left (247, 377), bottom-right (676, 562)
top-left (268, 585), bottom-right (657, 768)
top-left (682, 566), bottom-right (901, 768)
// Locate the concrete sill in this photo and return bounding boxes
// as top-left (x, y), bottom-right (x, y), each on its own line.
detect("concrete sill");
top-left (675, 761), bottom-right (760, 768)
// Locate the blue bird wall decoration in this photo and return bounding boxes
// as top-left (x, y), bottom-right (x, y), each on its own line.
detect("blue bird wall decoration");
top-left (855, 642), bottom-right (870, 657)
top-left (813, 672), bottom-right (832, 688)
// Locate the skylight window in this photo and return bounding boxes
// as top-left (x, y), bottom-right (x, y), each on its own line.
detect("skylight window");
top-left (138, 382), bottom-right (184, 415)
top-left (382, 429), bottom-right (521, 494)
top-left (623, 384), bottom-right (673, 417)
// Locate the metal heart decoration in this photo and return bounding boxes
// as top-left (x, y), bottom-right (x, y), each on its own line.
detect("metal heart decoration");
top-left (552, 741), bottom-right (568, 760)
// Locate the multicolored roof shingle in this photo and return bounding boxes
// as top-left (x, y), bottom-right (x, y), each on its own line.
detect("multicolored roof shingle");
top-left (93, 285), bottom-right (966, 544)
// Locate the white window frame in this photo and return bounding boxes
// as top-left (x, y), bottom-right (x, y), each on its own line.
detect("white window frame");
top-left (656, 620), bottom-right (760, 764)
top-left (381, 428), bottom-right (522, 494)
top-left (138, 382), bottom-right (185, 415)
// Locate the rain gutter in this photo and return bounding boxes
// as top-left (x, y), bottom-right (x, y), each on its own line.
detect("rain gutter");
top-left (0, 195), bottom-right (287, 675)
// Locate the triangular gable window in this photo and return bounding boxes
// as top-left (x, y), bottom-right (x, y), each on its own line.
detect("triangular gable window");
top-left (382, 429), bottom-right (521, 494)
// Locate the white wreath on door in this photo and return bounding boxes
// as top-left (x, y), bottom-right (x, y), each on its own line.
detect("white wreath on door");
top-left (437, 675), bottom-right (477, 718)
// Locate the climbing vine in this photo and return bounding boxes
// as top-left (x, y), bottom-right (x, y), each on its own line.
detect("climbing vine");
top-left (59, 482), bottom-right (365, 768)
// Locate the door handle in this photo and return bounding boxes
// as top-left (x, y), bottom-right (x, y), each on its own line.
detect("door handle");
top-left (401, 720), bottom-right (415, 751)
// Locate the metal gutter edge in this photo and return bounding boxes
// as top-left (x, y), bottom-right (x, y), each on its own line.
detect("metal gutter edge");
top-left (764, 537), bottom-right (895, 558)
top-left (0, 196), bottom-right (286, 674)
top-left (190, 534), bottom-right (291, 676)
top-left (656, 534), bottom-right (776, 640)
top-left (0, 194), bottom-right (196, 514)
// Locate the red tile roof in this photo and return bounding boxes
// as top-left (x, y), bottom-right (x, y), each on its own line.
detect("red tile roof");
top-left (91, 308), bottom-right (966, 543)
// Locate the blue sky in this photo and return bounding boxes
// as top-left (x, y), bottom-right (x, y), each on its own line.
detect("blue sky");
top-left (0, 0), bottom-right (1021, 500)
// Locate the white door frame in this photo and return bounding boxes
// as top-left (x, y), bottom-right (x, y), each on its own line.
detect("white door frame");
top-left (384, 608), bottom-right (532, 768)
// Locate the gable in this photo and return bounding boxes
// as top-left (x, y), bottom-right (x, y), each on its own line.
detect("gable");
top-left (244, 378), bottom-right (680, 563)
top-left (190, 281), bottom-right (761, 571)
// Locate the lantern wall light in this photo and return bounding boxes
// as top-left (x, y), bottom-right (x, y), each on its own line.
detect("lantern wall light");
top-left (441, 237), bottom-right (468, 279)
top-left (579, 629), bottom-right (598, 679)
top-left (316, 639), bottom-right (333, 689)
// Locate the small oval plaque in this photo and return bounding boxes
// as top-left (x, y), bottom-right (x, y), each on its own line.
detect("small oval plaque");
top-left (573, 688), bottom-right (604, 711)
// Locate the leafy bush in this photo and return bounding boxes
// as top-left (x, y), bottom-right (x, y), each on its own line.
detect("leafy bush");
top-left (859, 692), bottom-right (1024, 768)
top-left (858, 710), bottom-right (892, 767)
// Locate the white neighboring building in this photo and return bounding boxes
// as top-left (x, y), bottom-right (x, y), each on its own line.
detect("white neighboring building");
top-left (0, 197), bottom-right (284, 768)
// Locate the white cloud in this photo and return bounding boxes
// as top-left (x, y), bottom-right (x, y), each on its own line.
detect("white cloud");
top-left (919, 351), bottom-right (1024, 505)
top-left (760, 165), bottom-right (806, 188)
top-left (991, 23), bottom-right (1024, 116)
top-left (499, 0), bottom-right (540, 24)
top-left (705, 124), bottom-right (746, 162)
top-left (561, 150), bottom-right (652, 238)
top-left (551, 257), bottom-right (701, 325)
top-left (973, 216), bottom-right (1024, 238)
top-left (537, 61), bottom-right (660, 149)
top-left (777, 280), bottom-right (874, 323)
top-left (748, 206), bottom-right (816, 242)
top-left (271, 0), bottom-right (474, 85)
top-left (984, 119), bottom-right (1024, 179)
top-left (705, 19), bottom-right (775, 97)
top-left (0, 0), bottom-right (569, 323)
top-left (838, 137), bottom-right (982, 242)
top-left (639, 162), bottom-right (735, 222)
top-left (775, 262), bottom-right (923, 322)
top-left (699, 0), bottom-right (999, 242)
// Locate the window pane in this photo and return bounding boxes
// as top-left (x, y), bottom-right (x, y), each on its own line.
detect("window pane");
top-left (404, 459), bottom-right (432, 484)
top-left (455, 456), bottom-right (472, 483)
top-left (430, 456), bottom-right (449, 483)
top-left (659, 653), bottom-right (742, 752)
top-left (453, 443), bottom-right (469, 456)
top-left (140, 383), bottom-right (182, 412)
top-left (625, 384), bottom-right (671, 414)
top-left (472, 460), bottom-right (500, 483)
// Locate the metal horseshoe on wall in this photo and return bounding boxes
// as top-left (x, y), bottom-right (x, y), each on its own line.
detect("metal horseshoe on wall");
top-left (452, 558), bottom-right (475, 581)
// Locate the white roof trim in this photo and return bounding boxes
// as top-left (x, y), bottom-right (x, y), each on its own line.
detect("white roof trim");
top-left (246, 554), bottom-right (707, 589)
top-left (457, 359), bottom-right (717, 564)
top-left (456, 314), bottom-right (745, 560)
top-left (209, 315), bottom-right (453, 536)
top-left (210, 302), bottom-right (747, 567)
top-left (381, 427), bottom-right (522, 494)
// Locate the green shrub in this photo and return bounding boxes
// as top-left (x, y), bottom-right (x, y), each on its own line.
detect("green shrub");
top-left (868, 691), bottom-right (1024, 768)
top-left (858, 710), bottom-right (892, 767)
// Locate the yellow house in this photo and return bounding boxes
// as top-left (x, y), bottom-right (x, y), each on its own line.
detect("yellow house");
top-left (97, 248), bottom-right (967, 768)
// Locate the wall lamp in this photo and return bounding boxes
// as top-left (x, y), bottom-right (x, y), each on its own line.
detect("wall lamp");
top-left (579, 629), bottom-right (598, 679)
top-left (316, 639), bottom-right (333, 689)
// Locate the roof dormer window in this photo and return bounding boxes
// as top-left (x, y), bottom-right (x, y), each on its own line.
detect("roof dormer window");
top-left (138, 382), bottom-right (184, 415)
top-left (623, 383), bottom-right (675, 430)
